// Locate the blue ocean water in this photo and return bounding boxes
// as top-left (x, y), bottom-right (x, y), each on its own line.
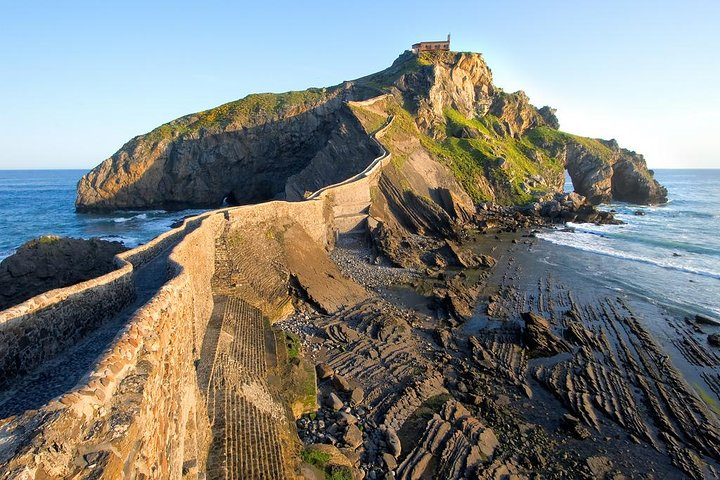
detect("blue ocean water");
top-left (0, 170), bottom-right (207, 260)
top-left (539, 169), bottom-right (720, 319)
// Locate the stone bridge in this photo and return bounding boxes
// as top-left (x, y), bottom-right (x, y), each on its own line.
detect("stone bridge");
top-left (0, 96), bottom-right (392, 479)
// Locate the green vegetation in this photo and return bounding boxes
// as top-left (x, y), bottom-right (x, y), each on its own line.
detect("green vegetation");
top-left (300, 449), bottom-right (352, 480)
top-left (526, 126), bottom-right (614, 164)
top-left (300, 449), bottom-right (331, 467)
top-left (348, 104), bottom-right (388, 134)
top-left (36, 235), bottom-right (61, 245)
top-left (141, 87), bottom-right (335, 145)
top-left (416, 108), bottom-right (569, 204)
top-left (284, 331), bottom-right (301, 360)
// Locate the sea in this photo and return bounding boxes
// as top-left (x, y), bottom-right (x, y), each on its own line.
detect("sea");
top-left (0, 170), bottom-right (207, 260)
top-left (537, 169), bottom-right (720, 320)
top-left (0, 168), bottom-right (718, 319)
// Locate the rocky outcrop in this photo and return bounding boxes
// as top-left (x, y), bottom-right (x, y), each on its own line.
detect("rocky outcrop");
top-left (489, 90), bottom-right (547, 137)
top-left (564, 138), bottom-right (667, 205)
top-left (0, 236), bottom-right (127, 310)
top-left (76, 97), bottom-right (380, 211)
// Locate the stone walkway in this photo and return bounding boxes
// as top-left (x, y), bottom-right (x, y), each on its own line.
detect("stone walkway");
top-left (0, 244), bottom-right (177, 419)
top-left (200, 225), bottom-right (289, 480)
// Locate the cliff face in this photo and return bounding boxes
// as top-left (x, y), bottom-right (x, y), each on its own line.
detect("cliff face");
top-left (76, 94), bottom-right (381, 211)
top-left (76, 50), bottom-right (666, 211)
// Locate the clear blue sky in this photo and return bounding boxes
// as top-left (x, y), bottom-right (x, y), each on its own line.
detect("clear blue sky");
top-left (1, 0), bottom-right (718, 169)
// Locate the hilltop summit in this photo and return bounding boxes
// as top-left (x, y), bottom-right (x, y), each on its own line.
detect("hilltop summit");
top-left (76, 50), bottom-right (666, 211)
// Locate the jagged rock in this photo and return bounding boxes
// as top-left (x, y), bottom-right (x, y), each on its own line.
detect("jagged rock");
top-left (564, 139), bottom-right (667, 205)
top-left (561, 413), bottom-right (591, 440)
top-left (521, 311), bottom-right (570, 357)
top-left (350, 388), bottom-right (365, 405)
top-left (343, 424), bottom-right (364, 449)
top-left (490, 90), bottom-right (546, 137)
top-left (708, 334), bottom-right (720, 347)
top-left (333, 374), bottom-right (352, 392)
top-left (478, 428), bottom-right (499, 458)
top-left (446, 240), bottom-right (495, 269)
top-left (327, 393), bottom-right (344, 411)
top-left (337, 412), bottom-right (357, 426)
top-left (586, 456), bottom-right (614, 478)
top-left (317, 363), bottom-right (335, 380)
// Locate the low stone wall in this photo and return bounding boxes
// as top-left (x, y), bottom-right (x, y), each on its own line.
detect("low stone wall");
top-left (0, 210), bottom-right (208, 391)
top-left (0, 261), bottom-right (134, 390)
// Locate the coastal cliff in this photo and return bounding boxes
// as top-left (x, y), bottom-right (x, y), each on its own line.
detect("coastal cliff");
top-left (76, 51), bottom-right (666, 211)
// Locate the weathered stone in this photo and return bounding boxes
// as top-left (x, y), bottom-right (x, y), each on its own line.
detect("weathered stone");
top-left (327, 393), bottom-right (345, 411)
top-left (317, 363), bottom-right (334, 380)
top-left (350, 387), bottom-right (364, 405)
top-left (385, 427), bottom-right (402, 458)
top-left (343, 424), bottom-right (364, 449)
top-left (332, 374), bottom-right (352, 392)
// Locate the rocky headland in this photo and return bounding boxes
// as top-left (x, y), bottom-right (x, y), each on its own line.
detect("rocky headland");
top-left (76, 50), bottom-right (666, 212)
top-left (4, 50), bottom-right (714, 480)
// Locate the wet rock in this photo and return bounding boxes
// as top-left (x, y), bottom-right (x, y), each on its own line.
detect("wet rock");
top-left (709, 334), bottom-right (720, 347)
top-left (521, 311), bottom-right (570, 357)
top-left (696, 314), bottom-right (720, 326)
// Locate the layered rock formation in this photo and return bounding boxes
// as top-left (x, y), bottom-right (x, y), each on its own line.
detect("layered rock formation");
top-left (77, 50), bottom-right (666, 212)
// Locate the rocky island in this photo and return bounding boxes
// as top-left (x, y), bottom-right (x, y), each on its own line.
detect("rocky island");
top-left (2, 49), bottom-right (714, 480)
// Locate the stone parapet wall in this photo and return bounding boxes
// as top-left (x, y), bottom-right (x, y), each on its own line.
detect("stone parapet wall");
top-left (0, 262), bottom-right (134, 390)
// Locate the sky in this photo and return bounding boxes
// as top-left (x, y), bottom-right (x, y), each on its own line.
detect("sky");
top-left (0, 0), bottom-right (718, 170)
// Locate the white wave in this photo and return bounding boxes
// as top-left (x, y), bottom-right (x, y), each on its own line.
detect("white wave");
top-left (537, 231), bottom-right (720, 280)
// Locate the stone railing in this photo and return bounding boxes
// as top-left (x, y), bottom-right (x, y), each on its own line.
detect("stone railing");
top-left (0, 95), bottom-right (394, 479)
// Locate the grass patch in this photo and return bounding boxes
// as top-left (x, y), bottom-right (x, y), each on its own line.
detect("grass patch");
top-left (300, 449), bottom-right (352, 480)
top-left (284, 331), bottom-right (301, 360)
top-left (140, 87), bottom-right (336, 146)
top-left (300, 449), bottom-right (331, 467)
top-left (348, 104), bottom-right (388, 134)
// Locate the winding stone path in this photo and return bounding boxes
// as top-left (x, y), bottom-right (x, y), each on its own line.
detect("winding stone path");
top-left (0, 243), bottom-right (177, 419)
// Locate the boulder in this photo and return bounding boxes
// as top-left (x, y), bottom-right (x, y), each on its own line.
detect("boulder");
top-left (316, 363), bottom-right (334, 380)
top-left (343, 424), bottom-right (364, 449)
top-left (521, 311), bottom-right (570, 357)
top-left (332, 374), bottom-right (352, 392)
top-left (326, 393), bottom-right (344, 411)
